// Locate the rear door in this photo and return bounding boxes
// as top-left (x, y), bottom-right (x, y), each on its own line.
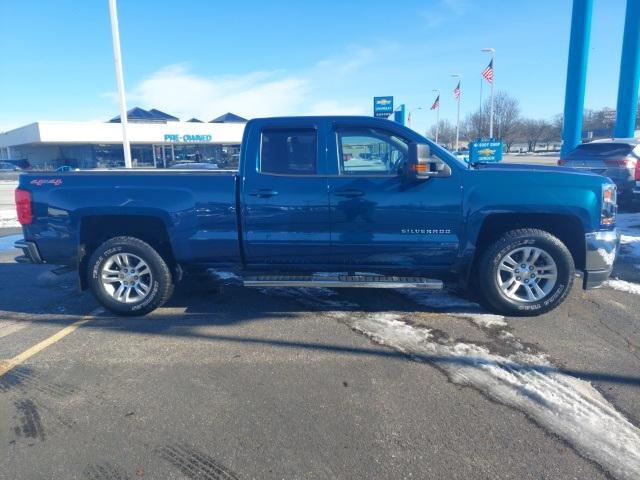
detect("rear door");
top-left (241, 121), bottom-right (331, 267)
top-left (327, 123), bottom-right (462, 270)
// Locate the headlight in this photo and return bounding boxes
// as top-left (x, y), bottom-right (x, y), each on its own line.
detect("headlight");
top-left (601, 183), bottom-right (617, 226)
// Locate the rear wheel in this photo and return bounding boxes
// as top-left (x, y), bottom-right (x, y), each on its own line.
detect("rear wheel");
top-left (477, 229), bottom-right (574, 316)
top-left (88, 236), bottom-right (174, 316)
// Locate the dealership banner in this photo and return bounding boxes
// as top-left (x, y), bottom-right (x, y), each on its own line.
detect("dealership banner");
top-left (373, 96), bottom-right (394, 118)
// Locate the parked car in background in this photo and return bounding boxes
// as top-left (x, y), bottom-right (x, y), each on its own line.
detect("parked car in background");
top-left (0, 161), bottom-right (21, 171)
top-left (55, 166), bottom-right (74, 172)
top-left (560, 138), bottom-right (640, 204)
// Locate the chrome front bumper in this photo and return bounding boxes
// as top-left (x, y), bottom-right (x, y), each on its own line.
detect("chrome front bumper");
top-left (583, 229), bottom-right (620, 289)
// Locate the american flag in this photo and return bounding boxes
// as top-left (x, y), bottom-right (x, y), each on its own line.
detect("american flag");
top-left (482, 59), bottom-right (494, 83)
top-left (453, 81), bottom-right (461, 100)
top-left (430, 94), bottom-right (440, 110)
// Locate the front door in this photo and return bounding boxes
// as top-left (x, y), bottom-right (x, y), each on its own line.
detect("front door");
top-left (327, 125), bottom-right (462, 270)
top-left (152, 145), bottom-right (175, 168)
top-left (241, 124), bottom-right (331, 267)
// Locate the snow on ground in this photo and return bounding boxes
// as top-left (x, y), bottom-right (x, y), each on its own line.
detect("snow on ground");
top-left (0, 209), bottom-right (19, 228)
top-left (605, 279), bottom-right (640, 295)
top-left (400, 289), bottom-right (508, 328)
top-left (616, 213), bottom-right (640, 260)
top-left (0, 234), bottom-right (22, 252)
top-left (346, 313), bottom-right (640, 480)
top-left (259, 286), bottom-right (640, 479)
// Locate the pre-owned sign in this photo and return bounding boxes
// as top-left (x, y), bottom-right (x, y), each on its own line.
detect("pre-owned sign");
top-left (164, 134), bottom-right (213, 143)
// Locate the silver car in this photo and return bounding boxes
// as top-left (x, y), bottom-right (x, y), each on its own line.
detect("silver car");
top-left (561, 138), bottom-right (640, 203)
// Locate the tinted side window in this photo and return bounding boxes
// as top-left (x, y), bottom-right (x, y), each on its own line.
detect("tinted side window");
top-left (260, 129), bottom-right (317, 174)
top-left (337, 128), bottom-right (408, 175)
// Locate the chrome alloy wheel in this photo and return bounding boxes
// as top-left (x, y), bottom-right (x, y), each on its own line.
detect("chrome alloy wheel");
top-left (100, 253), bottom-right (153, 304)
top-left (496, 246), bottom-right (558, 303)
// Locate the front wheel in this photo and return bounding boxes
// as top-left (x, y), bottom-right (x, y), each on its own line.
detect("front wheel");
top-left (477, 228), bottom-right (575, 316)
top-left (88, 236), bottom-right (174, 316)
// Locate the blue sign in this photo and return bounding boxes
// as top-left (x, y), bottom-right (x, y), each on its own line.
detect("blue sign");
top-left (469, 139), bottom-right (503, 163)
top-left (373, 96), bottom-right (394, 118)
top-left (164, 134), bottom-right (212, 143)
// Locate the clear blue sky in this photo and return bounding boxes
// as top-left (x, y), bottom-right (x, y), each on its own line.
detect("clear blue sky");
top-left (0, 0), bottom-right (629, 135)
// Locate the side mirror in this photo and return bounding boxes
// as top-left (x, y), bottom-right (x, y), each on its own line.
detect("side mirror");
top-left (406, 143), bottom-right (452, 180)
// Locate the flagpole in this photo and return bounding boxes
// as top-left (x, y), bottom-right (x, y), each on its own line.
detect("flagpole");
top-left (452, 74), bottom-right (461, 151)
top-left (108, 0), bottom-right (132, 169)
top-left (482, 48), bottom-right (496, 139)
top-left (432, 89), bottom-right (440, 144)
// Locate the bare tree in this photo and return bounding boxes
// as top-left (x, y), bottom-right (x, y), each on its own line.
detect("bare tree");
top-left (461, 90), bottom-right (520, 151)
top-left (540, 114), bottom-right (562, 150)
top-left (519, 118), bottom-right (551, 152)
top-left (493, 91), bottom-right (521, 152)
top-left (428, 120), bottom-right (456, 149)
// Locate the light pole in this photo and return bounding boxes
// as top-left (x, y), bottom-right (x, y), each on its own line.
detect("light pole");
top-left (481, 47), bottom-right (495, 139)
top-left (451, 74), bottom-right (462, 151)
top-left (432, 89), bottom-right (440, 144)
top-left (108, 0), bottom-right (132, 168)
top-left (408, 107), bottom-right (422, 128)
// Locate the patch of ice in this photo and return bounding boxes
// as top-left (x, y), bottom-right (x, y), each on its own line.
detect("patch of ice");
top-left (346, 313), bottom-right (640, 480)
top-left (399, 289), bottom-right (478, 309)
top-left (0, 209), bottom-right (19, 228)
top-left (461, 313), bottom-right (508, 329)
top-left (398, 289), bottom-right (507, 328)
top-left (257, 287), bottom-right (357, 309)
top-left (605, 279), bottom-right (640, 295)
top-left (0, 234), bottom-right (22, 252)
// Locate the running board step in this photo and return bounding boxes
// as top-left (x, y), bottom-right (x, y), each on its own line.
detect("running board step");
top-left (243, 274), bottom-right (443, 289)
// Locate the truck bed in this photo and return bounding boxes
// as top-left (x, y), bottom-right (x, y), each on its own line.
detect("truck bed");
top-left (19, 170), bottom-right (241, 265)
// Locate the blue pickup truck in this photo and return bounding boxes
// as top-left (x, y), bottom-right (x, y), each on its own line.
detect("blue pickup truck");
top-left (14, 116), bottom-right (619, 316)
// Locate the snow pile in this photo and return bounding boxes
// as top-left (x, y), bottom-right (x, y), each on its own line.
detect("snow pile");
top-left (0, 209), bottom-right (19, 228)
top-left (605, 279), bottom-right (640, 296)
top-left (345, 313), bottom-right (640, 480)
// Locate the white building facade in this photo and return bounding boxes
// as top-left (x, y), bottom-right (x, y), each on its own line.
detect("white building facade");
top-left (0, 110), bottom-right (246, 170)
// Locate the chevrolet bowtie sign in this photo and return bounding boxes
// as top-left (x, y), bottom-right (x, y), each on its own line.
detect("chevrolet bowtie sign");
top-left (469, 140), bottom-right (503, 163)
top-left (373, 96), bottom-right (394, 118)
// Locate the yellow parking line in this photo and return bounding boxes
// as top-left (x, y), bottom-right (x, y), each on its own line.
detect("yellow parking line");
top-left (0, 307), bottom-right (103, 377)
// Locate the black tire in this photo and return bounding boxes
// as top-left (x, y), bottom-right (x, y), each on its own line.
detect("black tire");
top-left (87, 236), bottom-right (174, 316)
top-left (477, 228), bottom-right (574, 316)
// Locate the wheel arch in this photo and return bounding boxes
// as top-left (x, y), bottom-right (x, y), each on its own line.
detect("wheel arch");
top-left (462, 212), bottom-right (585, 291)
top-left (78, 214), bottom-right (176, 290)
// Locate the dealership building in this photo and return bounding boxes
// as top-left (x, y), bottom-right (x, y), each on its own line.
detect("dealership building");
top-left (0, 108), bottom-right (246, 170)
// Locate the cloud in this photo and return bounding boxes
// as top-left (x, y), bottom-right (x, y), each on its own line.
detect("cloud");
top-left (422, 0), bottom-right (470, 28)
top-left (111, 44), bottom-right (388, 120)
top-left (124, 64), bottom-right (309, 120)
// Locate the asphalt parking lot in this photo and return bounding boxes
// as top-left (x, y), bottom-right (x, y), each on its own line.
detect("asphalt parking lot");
top-left (1, 213), bottom-right (640, 480)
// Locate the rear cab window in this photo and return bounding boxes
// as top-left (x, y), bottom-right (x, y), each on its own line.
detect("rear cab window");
top-left (260, 129), bottom-right (317, 175)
